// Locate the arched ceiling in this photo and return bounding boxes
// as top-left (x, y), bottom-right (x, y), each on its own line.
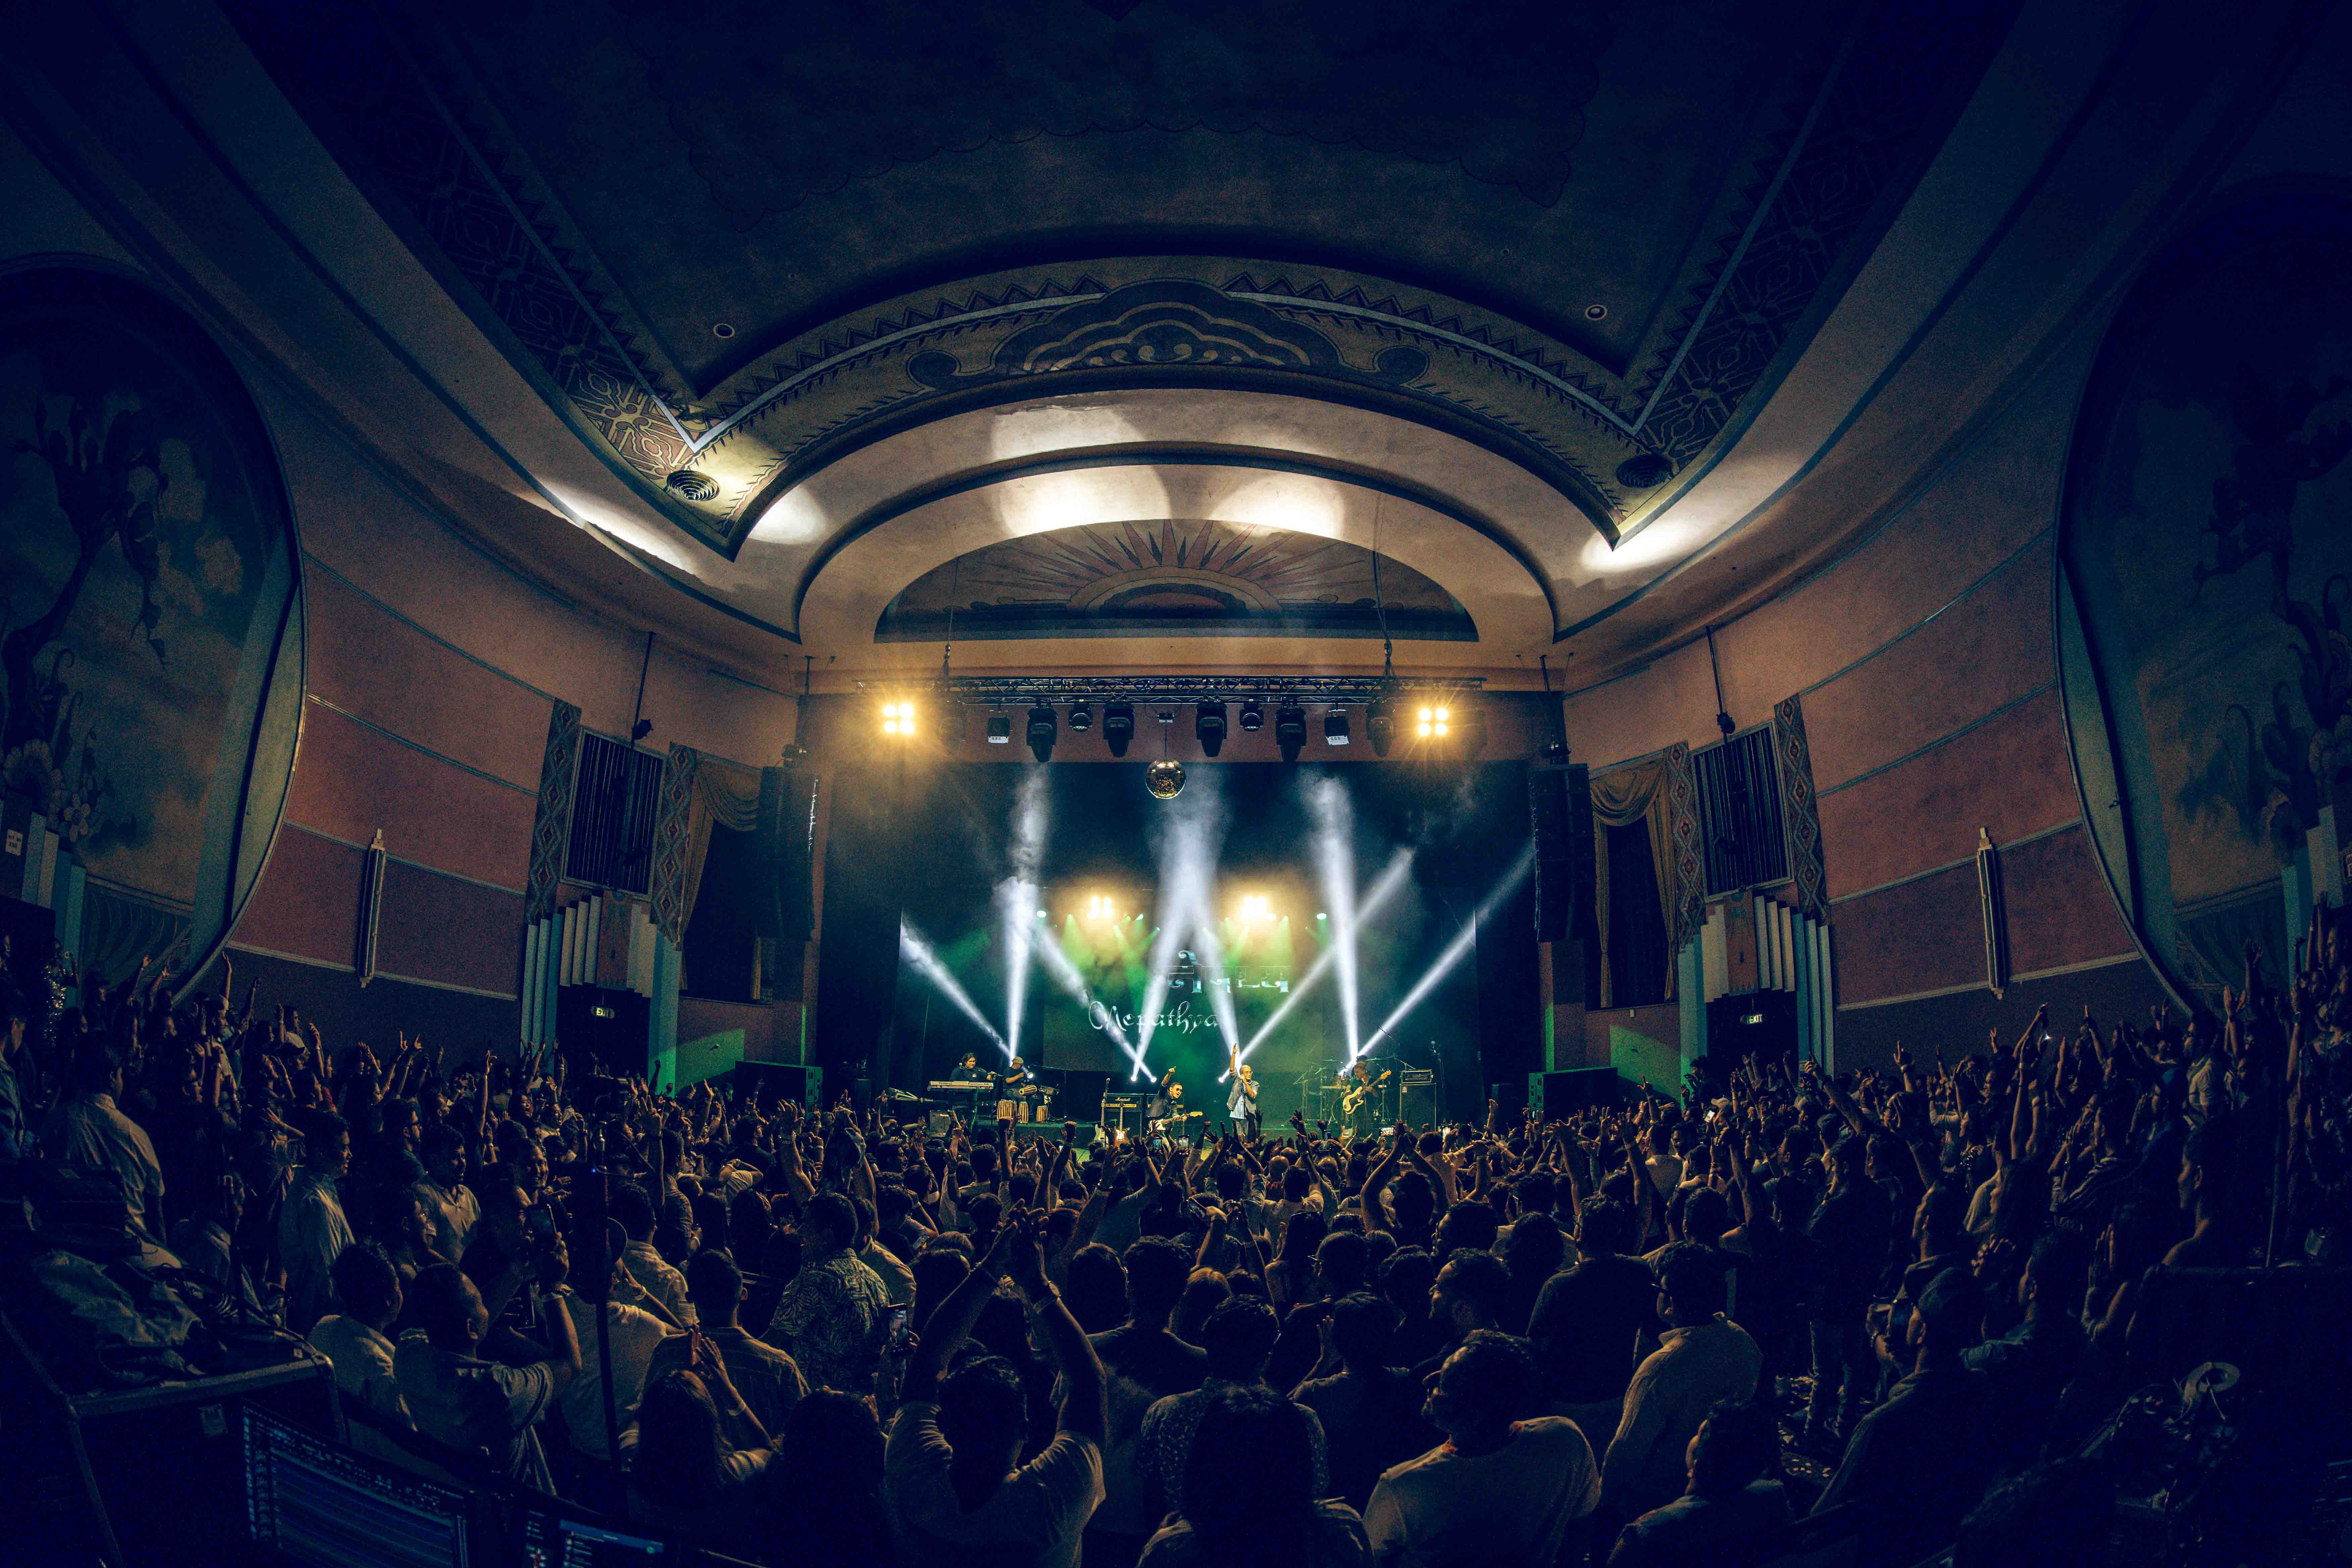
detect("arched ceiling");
top-left (207, 0), bottom-right (2030, 684)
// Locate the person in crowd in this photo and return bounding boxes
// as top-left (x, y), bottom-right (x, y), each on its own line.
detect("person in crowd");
top-left (1964, 1228), bottom-right (2089, 1468)
top-left (756, 1389), bottom-right (890, 1562)
top-left (1814, 1267), bottom-right (1996, 1567)
top-left (764, 1190), bottom-right (888, 1395)
top-left (1528, 1197), bottom-right (1652, 1433)
top-left (1363, 1330), bottom-right (1601, 1567)
top-left (1601, 1242), bottom-right (1762, 1520)
top-left (280, 1111), bottom-right (356, 1335)
top-left (558, 1221), bottom-right (678, 1467)
top-left (650, 1247), bottom-right (807, 1436)
top-left (1417, 1248), bottom-right (1509, 1378)
top-left (1292, 1291), bottom-right (1435, 1511)
top-left (1605, 1398), bottom-right (1788, 1568)
top-left (1137, 1294), bottom-right (1328, 1521)
top-left (1139, 1386), bottom-right (1368, 1567)
top-left (417, 1124), bottom-right (477, 1265)
top-left (0, 999), bottom-right (31, 1163)
top-left (1085, 1234), bottom-right (1209, 1564)
top-left (613, 1180), bottom-right (694, 1325)
top-left (885, 1211), bottom-right (1108, 1568)
top-left (626, 1359), bottom-right (771, 1553)
top-left (40, 1039), bottom-right (165, 1240)
top-left (394, 1261), bottom-right (579, 1489)
top-left (1803, 1132), bottom-right (1891, 1449)
top-left (308, 1241), bottom-right (412, 1432)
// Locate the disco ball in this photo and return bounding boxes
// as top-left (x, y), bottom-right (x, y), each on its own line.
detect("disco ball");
top-left (1144, 758), bottom-right (1186, 799)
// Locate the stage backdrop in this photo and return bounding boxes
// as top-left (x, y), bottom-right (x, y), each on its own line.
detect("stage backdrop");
top-left (816, 758), bottom-right (1534, 1123)
top-left (0, 266), bottom-right (304, 989)
top-left (2060, 191), bottom-right (2352, 1006)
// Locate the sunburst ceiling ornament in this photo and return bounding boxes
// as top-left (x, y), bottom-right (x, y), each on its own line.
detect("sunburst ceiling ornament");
top-left (878, 518), bottom-right (1473, 643)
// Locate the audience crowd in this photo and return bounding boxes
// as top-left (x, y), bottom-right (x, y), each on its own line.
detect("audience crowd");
top-left (2, 898), bottom-right (2346, 1567)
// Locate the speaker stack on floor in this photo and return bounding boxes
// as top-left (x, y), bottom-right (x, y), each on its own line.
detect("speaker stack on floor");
top-left (1527, 1066), bottom-right (1623, 1119)
top-left (731, 1061), bottom-right (824, 1111)
top-left (1529, 760), bottom-right (1598, 1069)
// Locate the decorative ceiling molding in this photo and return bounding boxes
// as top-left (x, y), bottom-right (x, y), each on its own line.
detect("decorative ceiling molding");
top-left (229, 0), bottom-right (2012, 579)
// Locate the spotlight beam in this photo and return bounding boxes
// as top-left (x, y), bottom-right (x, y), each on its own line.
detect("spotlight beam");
top-left (1032, 921), bottom-right (1157, 1082)
top-left (900, 919), bottom-right (1011, 1059)
top-left (1186, 912), bottom-right (1242, 1058)
top-left (1354, 844), bottom-right (1535, 1064)
top-left (1307, 777), bottom-right (1361, 1063)
top-left (1133, 776), bottom-right (1226, 1076)
top-left (999, 768), bottom-right (1048, 1054)
top-left (1226, 848), bottom-right (1414, 1075)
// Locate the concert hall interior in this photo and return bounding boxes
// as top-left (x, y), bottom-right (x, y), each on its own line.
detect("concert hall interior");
top-left (2, 2), bottom-right (2350, 1566)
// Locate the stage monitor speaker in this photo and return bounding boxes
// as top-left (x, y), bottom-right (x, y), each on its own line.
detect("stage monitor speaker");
top-left (757, 766), bottom-right (820, 942)
top-left (1528, 763), bottom-right (1592, 943)
top-left (1527, 1067), bottom-right (1621, 1119)
top-left (732, 1061), bottom-right (823, 1111)
top-left (1048, 1069), bottom-right (1109, 1125)
top-left (556, 985), bottom-right (649, 1080)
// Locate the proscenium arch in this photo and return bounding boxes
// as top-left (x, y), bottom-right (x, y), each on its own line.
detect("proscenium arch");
top-left (730, 363), bottom-right (1624, 561)
top-left (787, 446), bottom-right (1564, 636)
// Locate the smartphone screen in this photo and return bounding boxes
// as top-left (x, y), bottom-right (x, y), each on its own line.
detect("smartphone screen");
top-left (524, 1206), bottom-right (554, 1241)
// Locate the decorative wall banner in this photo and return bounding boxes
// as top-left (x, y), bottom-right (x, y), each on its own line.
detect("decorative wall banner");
top-left (523, 698), bottom-right (581, 925)
top-left (1976, 827), bottom-right (2009, 999)
top-left (0, 267), bottom-right (303, 987)
top-left (1773, 693), bottom-right (1829, 921)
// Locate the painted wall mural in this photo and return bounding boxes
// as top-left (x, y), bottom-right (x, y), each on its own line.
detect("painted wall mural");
top-left (876, 517), bottom-right (1473, 642)
top-left (0, 267), bottom-right (303, 980)
top-left (2060, 193), bottom-right (2352, 1000)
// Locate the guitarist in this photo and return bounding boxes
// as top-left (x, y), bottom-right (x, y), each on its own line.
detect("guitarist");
top-left (1339, 1061), bottom-right (1391, 1136)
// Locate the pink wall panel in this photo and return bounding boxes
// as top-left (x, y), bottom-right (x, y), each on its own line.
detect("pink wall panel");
top-left (304, 571), bottom-right (550, 788)
top-left (1709, 367), bottom-right (2074, 723)
top-left (1831, 862), bottom-right (1985, 1006)
top-left (1817, 689), bottom-right (2081, 899)
top-left (1999, 824), bottom-right (2137, 975)
top-left (1803, 543), bottom-right (2054, 792)
top-left (374, 860), bottom-right (524, 997)
top-left (283, 703), bottom-right (536, 890)
top-left (233, 825), bottom-right (361, 966)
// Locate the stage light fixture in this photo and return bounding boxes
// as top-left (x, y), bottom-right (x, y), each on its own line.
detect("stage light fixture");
top-left (1103, 703), bottom-right (1135, 757)
top-left (1274, 699), bottom-right (1307, 762)
top-left (1237, 893), bottom-right (1271, 923)
top-left (1239, 698), bottom-right (1265, 732)
top-left (1195, 702), bottom-right (1227, 756)
top-left (1067, 700), bottom-right (1093, 733)
top-left (1026, 701), bottom-right (1058, 763)
top-left (1366, 700), bottom-right (1393, 757)
top-left (879, 699), bottom-right (917, 738)
top-left (1415, 704), bottom-right (1451, 739)
top-left (986, 712), bottom-right (1012, 744)
top-left (1324, 709), bottom-right (1351, 746)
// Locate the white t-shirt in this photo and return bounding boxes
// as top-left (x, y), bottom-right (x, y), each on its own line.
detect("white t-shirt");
top-left (886, 1402), bottom-right (1104, 1568)
top-left (308, 1315), bottom-right (408, 1426)
top-left (558, 1295), bottom-right (677, 1460)
top-left (393, 1333), bottom-right (556, 1490)
top-left (1363, 1418), bottom-right (1601, 1568)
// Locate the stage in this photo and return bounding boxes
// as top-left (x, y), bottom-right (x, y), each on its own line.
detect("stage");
top-left (815, 759), bottom-right (1541, 1127)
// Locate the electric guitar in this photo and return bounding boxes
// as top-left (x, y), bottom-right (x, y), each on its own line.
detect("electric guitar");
top-left (1340, 1069), bottom-right (1391, 1115)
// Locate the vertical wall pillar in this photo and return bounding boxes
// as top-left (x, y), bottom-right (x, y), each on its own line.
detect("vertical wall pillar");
top-left (1678, 938), bottom-right (1705, 1081)
top-left (649, 931), bottom-right (681, 1087)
